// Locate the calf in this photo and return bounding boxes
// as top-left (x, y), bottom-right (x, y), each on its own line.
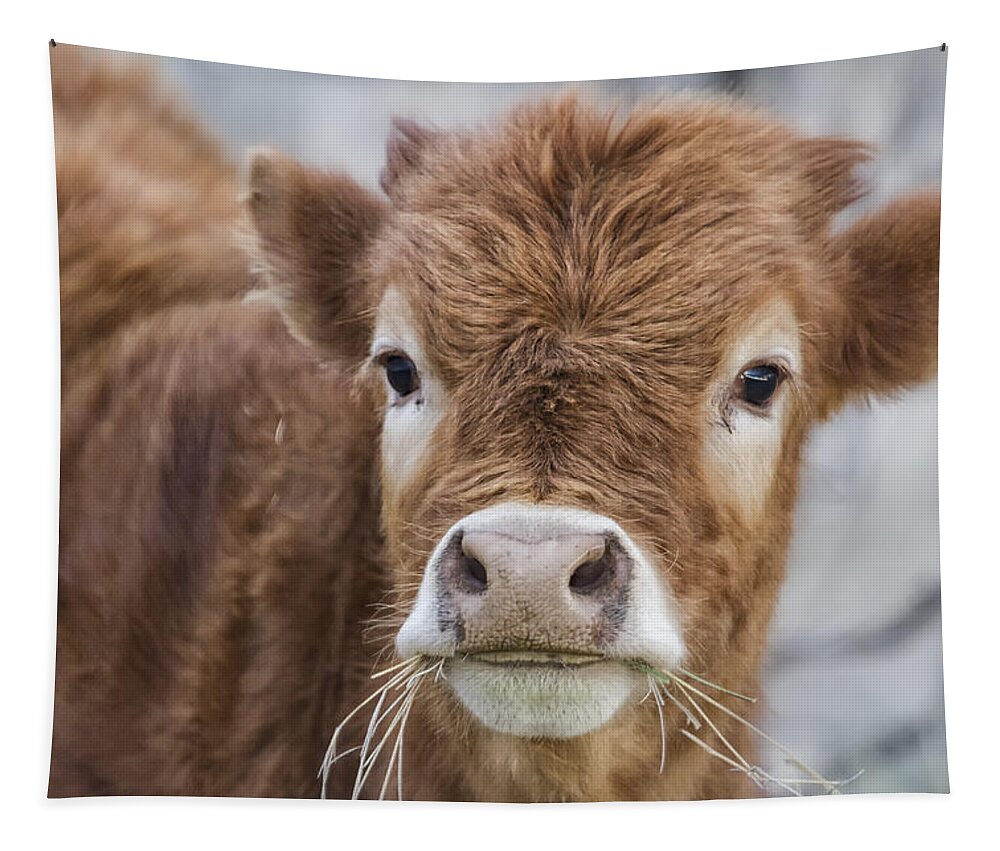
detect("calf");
top-left (50, 50), bottom-right (939, 801)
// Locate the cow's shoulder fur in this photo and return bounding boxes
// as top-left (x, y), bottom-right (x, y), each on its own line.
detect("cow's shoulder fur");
top-left (54, 302), bottom-right (384, 797)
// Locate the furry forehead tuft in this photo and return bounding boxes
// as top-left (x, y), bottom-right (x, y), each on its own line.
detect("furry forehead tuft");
top-left (380, 94), bottom-right (870, 218)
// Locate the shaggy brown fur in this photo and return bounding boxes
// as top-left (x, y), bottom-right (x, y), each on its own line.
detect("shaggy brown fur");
top-left (50, 47), bottom-right (385, 798)
top-left (50, 48), bottom-right (940, 801)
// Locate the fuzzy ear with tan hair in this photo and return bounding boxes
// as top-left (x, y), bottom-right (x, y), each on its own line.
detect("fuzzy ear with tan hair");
top-left (818, 191), bottom-right (941, 416)
top-left (246, 150), bottom-right (386, 360)
top-left (379, 117), bottom-right (438, 197)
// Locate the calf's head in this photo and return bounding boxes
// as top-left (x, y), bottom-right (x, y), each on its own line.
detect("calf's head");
top-left (249, 97), bottom-right (939, 748)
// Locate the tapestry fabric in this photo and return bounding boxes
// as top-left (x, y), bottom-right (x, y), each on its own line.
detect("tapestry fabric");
top-left (48, 42), bottom-right (947, 801)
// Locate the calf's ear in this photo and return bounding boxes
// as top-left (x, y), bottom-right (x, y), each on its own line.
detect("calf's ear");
top-left (818, 191), bottom-right (941, 416)
top-left (380, 117), bottom-right (437, 198)
top-left (246, 149), bottom-right (385, 360)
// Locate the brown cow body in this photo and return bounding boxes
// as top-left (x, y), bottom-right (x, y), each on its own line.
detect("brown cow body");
top-left (51, 49), bottom-right (384, 798)
top-left (49, 48), bottom-right (939, 801)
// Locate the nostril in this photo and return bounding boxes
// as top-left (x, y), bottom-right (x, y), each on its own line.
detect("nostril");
top-left (459, 554), bottom-right (488, 592)
top-left (452, 532), bottom-right (490, 594)
top-left (569, 550), bottom-right (614, 593)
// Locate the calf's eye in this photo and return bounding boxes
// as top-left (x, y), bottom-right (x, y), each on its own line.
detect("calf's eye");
top-left (385, 355), bottom-right (419, 397)
top-left (739, 364), bottom-right (782, 407)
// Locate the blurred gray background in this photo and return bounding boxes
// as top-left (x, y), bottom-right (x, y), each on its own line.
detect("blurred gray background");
top-left (160, 47), bottom-right (947, 794)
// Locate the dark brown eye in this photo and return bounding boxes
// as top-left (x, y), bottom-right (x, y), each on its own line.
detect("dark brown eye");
top-left (739, 364), bottom-right (782, 407)
top-left (385, 355), bottom-right (419, 397)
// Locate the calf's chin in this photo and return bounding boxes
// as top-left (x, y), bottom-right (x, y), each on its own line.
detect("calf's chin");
top-left (448, 660), bottom-right (639, 739)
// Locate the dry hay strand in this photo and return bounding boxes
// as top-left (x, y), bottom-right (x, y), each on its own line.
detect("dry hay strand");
top-left (319, 655), bottom-right (445, 800)
top-left (630, 659), bottom-right (864, 796)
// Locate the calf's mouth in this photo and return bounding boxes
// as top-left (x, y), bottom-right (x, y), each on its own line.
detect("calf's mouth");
top-left (469, 650), bottom-right (607, 667)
